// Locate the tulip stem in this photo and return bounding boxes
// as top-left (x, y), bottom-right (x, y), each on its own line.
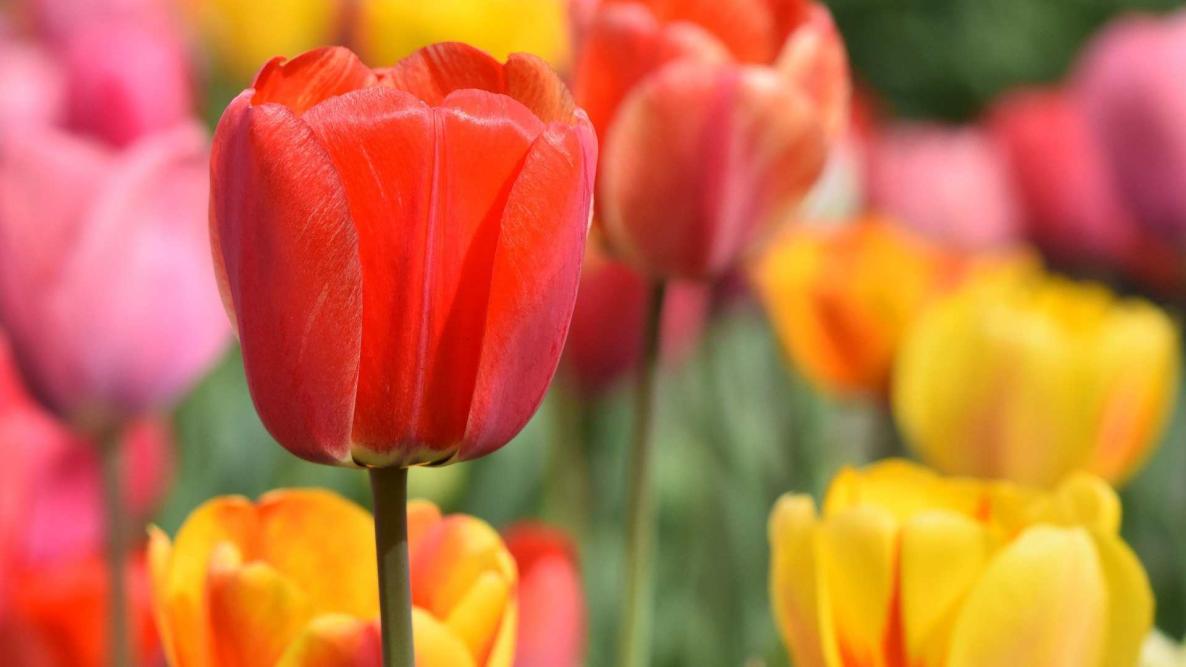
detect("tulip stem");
top-left (370, 466), bottom-right (415, 667)
top-left (100, 431), bottom-right (131, 667)
top-left (618, 280), bottom-right (667, 667)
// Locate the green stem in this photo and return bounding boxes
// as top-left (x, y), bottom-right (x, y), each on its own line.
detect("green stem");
top-left (546, 388), bottom-right (593, 537)
top-left (617, 280), bottom-right (667, 667)
top-left (370, 466), bottom-right (415, 667)
top-left (101, 432), bottom-right (130, 667)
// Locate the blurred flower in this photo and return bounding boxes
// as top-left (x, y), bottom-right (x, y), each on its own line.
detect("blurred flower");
top-left (149, 490), bottom-right (517, 667)
top-left (752, 215), bottom-right (966, 398)
top-left (19, 0), bottom-right (174, 39)
top-left (210, 45), bottom-right (595, 467)
top-left (0, 121), bottom-right (229, 430)
top-left (572, 0), bottom-right (849, 279)
top-left (1075, 10), bottom-right (1186, 245)
top-left (893, 262), bottom-right (1179, 486)
top-left (0, 41), bottom-right (64, 130)
top-left (0, 332), bottom-right (170, 666)
top-left (504, 523), bottom-right (585, 667)
top-left (561, 240), bottom-right (709, 395)
top-left (1142, 631), bottom-right (1186, 667)
top-left (770, 460), bottom-right (1152, 666)
top-left (356, 0), bottom-right (570, 68)
top-left (865, 122), bottom-right (1023, 251)
top-left (988, 87), bottom-right (1183, 291)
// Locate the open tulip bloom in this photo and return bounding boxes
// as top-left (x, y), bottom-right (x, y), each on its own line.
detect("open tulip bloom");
top-left (208, 43), bottom-right (594, 665)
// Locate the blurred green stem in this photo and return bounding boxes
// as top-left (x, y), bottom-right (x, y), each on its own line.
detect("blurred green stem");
top-left (547, 388), bottom-right (593, 538)
top-left (618, 281), bottom-right (667, 667)
top-left (101, 431), bottom-right (130, 667)
top-left (370, 466), bottom-right (415, 667)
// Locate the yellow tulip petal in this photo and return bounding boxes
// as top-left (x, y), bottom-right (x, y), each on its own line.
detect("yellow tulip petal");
top-left (1093, 534), bottom-right (1154, 667)
top-left (207, 543), bottom-right (314, 667)
top-left (1029, 472), bottom-right (1121, 535)
top-left (815, 505), bottom-right (899, 666)
top-left (414, 608), bottom-right (478, 667)
top-left (256, 489), bottom-right (379, 618)
top-left (147, 525), bottom-right (180, 667)
top-left (276, 614), bottom-right (381, 667)
top-left (412, 516), bottom-right (517, 620)
top-left (768, 494), bottom-right (826, 667)
top-left (445, 571), bottom-right (513, 665)
top-left (947, 526), bottom-right (1106, 667)
top-left (900, 511), bottom-right (991, 665)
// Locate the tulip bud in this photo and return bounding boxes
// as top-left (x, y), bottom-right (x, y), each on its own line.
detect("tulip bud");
top-left (770, 460), bottom-right (1153, 667)
top-left (893, 261), bottom-right (1179, 485)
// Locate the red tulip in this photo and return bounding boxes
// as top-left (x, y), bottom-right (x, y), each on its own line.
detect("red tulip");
top-left (571, 0), bottom-right (849, 279)
top-left (562, 241), bottom-right (709, 395)
top-left (504, 523), bottom-right (586, 667)
top-left (210, 45), bottom-right (596, 467)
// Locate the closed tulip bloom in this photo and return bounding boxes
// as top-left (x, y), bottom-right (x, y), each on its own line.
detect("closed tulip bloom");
top-left (752, 215), bottom-right (965, 397)
top-left (357, 0), bottom-right (570, 68)
top-left (572, 0), bottom-right (849, 279)
top-left (893, 263), bottom-right (1179, 486)
top-left (0, 122), bottom-right (229, 427)
top-left (210, 45), bottom-right (595, 467)
top-left (504, 523), bottom-right (586, 667)
top-left (149, 491), bottom-right (517, 667)
top-left (1075, 10), bottom-right (1186, 244)
top-left (770, 460), bottom-right (1153, 667)
top-left (865, 123), bottom-right (1023, 251)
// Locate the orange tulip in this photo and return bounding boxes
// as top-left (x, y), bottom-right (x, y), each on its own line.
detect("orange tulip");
top-left (149, 490), bottom-right (516, 667)
top-left (752, 215), bottom-right (966, 396)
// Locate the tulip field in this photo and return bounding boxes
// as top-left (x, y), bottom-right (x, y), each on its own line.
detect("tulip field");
top-left (3, 0), bottom-right (1186, 666)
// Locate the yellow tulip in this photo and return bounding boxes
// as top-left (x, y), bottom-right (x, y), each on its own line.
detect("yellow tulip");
top-left (893, 261), bottom-right (1179, 485)
top-left (149, 489), bottom-right (516, 667)
top-left (769, 460), bottom-right (1153, 667)
top-left (355, 0), bottom-right (569, 68)
top-left (752, 215), bottom-right (966, 397)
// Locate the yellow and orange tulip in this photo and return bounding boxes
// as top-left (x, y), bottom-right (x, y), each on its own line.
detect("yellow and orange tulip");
top-left (148, 489), bottom-right (516, 667)
top-left (770, 460), bottom-right (1153, 667)
top-left (893, 262), bottom-right (1179, 485)
top-left (752, 216), bottom-right (966, 397)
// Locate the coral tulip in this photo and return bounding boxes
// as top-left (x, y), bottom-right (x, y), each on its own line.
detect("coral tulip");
top-left (893, 262), bottom-right (1179, 486)
top-left (356, 0), bottom-right (570, 69)
top-left (0, 122), bottom-right (229, 428)
top-left (210, 44), bottom-right (595, 467)
top-left (770, 460), bottom-right (1153, 667)
top-left (504, 523), bottom-right (585, 667)
top-left (987, 88), bottom-right (1183, 290)
top-left (752, 215), bottom-right (966, 397)
top-left (149, 490), bottom-right (517, 667)
top-left (562, 240), bottom-right (708, 395)
top-left (1075, 10), bottom-right (1186, 244)
top-left (572, 0), bottom-right (849, 279)
top-left (865, 122), bottom-right (1023, 251)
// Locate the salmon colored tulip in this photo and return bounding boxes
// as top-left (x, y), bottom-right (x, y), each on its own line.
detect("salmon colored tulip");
top-left (0, 121), bottom-right (229, 429)
top-left (504, 523), bottom-right (586, 667)
top-left (770, 460), bottom-right (1153, 667)
top-left (752, 215), bottom-right (966, 397)
top-left (865, 122), bottom-right (1023, 251)
top-left (149, 491), bottom-right (517, 667)
top-left (357, 0), bottom-right (570, 69)
top-left (987, 88), bottom-right (1184, 291)
top-left (893, 262), bottom-right (1179, 486)
top-left (572, 0), bottom-right (849, 279)
top-left (1075, 10), bottom-right (1186, 245)
top-left (561, 239), bottom-right (709, 395)
top-left (210, 44), bottom-right (596, 467)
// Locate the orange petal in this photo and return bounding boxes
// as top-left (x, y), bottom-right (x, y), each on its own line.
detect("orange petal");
top-left (276, 615), bottom-right (382, 667)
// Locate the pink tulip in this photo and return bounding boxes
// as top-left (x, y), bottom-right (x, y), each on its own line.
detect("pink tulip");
top-left (1075, 10), bottom-right (1186, 244)
top-left (0, 41), bottom-right (64, 131)
top-left (21, 0), bottom-right (172, 40)
top-left (0, 122), bottom-right (229, 427)
top-left (505, 523), bottom-right (586, 667)
top-left (865, 122), bottom-right (1023, 251)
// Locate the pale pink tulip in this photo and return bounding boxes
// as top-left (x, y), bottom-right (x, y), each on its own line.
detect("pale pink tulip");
top-left (0, 41), bottom-right (64, 131)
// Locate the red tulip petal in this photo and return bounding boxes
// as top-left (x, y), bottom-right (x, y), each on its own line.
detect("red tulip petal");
top-left (252, 47), bottom-right (378, 116)
top-left (461, 122), bottom-right (595, 458)
top-left (210, 92), bottom-right (362, 464)
top-left (775, 3), bottom-right (850, 140)
top-left (608, 0), bottom-right (779, 63)
top-left (602, 62), bottom-right (827, 279)
top-left (505, 524), bottom-right (585, 667)
top-left (302, 87), bottom-right (546, 464)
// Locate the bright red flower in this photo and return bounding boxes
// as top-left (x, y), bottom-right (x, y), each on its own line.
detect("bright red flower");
top-left (571, 0), bottom-right (849, 280)
top-left (210, 44), bottom-right (596, 467)
top-left (504, 523), bottom-right (586, 667)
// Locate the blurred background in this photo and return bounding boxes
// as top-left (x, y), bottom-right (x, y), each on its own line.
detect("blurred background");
top-left (2, 0), bottom-right (1186, 665)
